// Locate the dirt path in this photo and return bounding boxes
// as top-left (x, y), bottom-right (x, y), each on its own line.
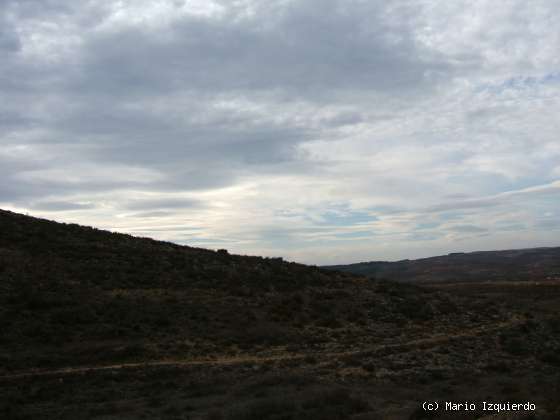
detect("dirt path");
top-left (0, 317), bottom-right (525, 381)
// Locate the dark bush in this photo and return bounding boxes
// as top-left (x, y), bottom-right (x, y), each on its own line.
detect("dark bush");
top-left (227, 397), bottom-right (294, 420)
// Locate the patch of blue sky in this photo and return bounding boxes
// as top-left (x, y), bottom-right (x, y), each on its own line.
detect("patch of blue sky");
top-left (536, 218), bottom-right (560, 230)
top-left (526, 192), bottom-right (560, 205)
top-left (506, 177), bottom-right (558, 192)
top-left (436, 211), bottom-right (472, 221)
top-left (414, 222), bottom-right (440, 230)
top-left (444, 174), bottom-right (513, 196)
top-left (527, 199), bottom-right (560, 219)
top-left (542, 72), bottom-right (560, 84)
top-left (476, 72), bottom-right (560, 94)
top-left (182, 237), bottom-right (232, 244)
top-left (406, 232), bottom-right (441, 241)
top-left (315, 209), bottom-right (377, 227)
top-left (366, 205), bottom-right (406, 215)
top-left (494, 222), bottom-right (527, 232)
top-left (333, 231), bottom-right (373, 239)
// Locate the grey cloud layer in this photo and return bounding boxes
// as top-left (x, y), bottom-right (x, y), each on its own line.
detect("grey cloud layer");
top-left (1, 0), bottom-right (559, 263)
top-left (76, 1), bottom-right (444, 95)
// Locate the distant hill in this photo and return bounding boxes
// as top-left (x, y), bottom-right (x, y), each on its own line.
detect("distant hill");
top-left (324, 247), bottom-right (560, 283)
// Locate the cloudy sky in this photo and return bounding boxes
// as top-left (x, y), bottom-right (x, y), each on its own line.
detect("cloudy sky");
top-left (1, 0), bottom-right (560, 264)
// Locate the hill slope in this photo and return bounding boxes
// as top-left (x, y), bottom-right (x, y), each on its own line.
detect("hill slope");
top-left (0, 209), bottom-right (464, 371)
top-left (324, 247), bottom-right (560, 283)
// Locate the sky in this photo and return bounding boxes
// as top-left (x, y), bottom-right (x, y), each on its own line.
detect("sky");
top-left (1, 0), bottom-right (560, 265)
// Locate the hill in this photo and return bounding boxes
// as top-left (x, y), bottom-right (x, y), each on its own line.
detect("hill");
top-left (0, 208), bottom-right (463, 371)
top-left (324, 247), bottom-right (560, 284)
top-left (1, 209), bottom-right (560, 419)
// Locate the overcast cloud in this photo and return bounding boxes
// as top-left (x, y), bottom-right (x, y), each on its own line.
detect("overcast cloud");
top-left (1, 0), bottom-right (559, 264)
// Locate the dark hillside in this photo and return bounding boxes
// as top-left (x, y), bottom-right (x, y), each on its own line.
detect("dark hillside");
top-left (0, 209), bottom-right (464, 372)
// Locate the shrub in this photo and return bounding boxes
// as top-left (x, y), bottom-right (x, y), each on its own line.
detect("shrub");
top-left (500, 336), bottom-right (529, 356)
top-left (227, 397), bottom-right (294, 420)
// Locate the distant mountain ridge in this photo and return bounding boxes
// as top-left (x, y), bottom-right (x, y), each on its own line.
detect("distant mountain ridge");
top-left (324, 247), bottom-right (560, 283)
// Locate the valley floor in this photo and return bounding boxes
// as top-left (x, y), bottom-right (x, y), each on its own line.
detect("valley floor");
top-left (2, 279), bottom-right (560, 420)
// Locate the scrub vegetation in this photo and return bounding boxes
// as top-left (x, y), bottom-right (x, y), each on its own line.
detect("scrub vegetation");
top-left (1, 209), bottom-right (559, 419)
